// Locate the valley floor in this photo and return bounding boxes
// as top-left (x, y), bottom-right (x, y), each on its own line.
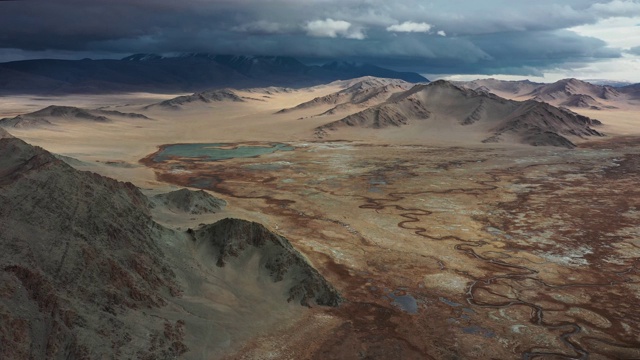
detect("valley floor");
top-left (1, 87), bottom-right (639, 359)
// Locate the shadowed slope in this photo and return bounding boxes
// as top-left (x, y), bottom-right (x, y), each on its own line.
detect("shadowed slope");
top-left (191, 218), bottom-right (342, 307)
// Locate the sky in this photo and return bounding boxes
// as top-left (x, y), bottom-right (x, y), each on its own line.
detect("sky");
top-left (1, 0), bottom-right (640, 82)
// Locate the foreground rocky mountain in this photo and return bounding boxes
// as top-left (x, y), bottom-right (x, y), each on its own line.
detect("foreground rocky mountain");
top-left (316, 80), bottom-right (604, 148)
top-left (0, 54), bottom-right (428, 95)
top-left (0, 105), bottom-right (150, 128)
top-left (0, 129), bottom-right (340, 359)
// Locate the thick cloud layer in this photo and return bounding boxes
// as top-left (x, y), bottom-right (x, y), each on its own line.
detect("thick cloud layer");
top-left (0, 0), bottom-right (639, 76)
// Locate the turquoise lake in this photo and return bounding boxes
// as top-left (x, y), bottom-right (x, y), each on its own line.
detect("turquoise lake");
top-left (152, 143), bottom-right (294, 162)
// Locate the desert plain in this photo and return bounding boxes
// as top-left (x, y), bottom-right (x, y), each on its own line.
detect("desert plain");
top-left (1, 79), bottom-right (640, 359)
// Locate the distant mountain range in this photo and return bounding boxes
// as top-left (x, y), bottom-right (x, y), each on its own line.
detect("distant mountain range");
top-left (0, 53), bottom-right (428, 95)
top-left (456, 78), bottom-right (640, 110)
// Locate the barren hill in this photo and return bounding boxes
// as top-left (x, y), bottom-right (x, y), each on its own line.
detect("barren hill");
top-left (458, 78), bottom-right (640, 109)
top-left (278, 77), bottom-right (412, 115)
top-left (0, 105), bottom-right (150, 128)
top-left (0, 132), bottom-right (341, 359)
top-left (525, 78), bottom-right (621, 108)
top-left (316, 80), bottom-right (603, 148)
top-left (148, 89), bottom-right (245, 109)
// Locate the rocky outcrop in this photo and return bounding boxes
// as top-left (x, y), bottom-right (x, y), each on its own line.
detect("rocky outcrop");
top-left (191, 218), bottom-right (342, 307)
top-left (153, 188), bottom-right (226, 214)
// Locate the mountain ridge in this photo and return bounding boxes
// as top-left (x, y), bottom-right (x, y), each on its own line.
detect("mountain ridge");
top-left (316, 80), bottom-right (604, 148)
top-left (0, 54), bottom-right (428, 95)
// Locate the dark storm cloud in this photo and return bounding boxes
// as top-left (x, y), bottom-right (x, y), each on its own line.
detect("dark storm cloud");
top-left (0, 0), bottom-right (638, 75)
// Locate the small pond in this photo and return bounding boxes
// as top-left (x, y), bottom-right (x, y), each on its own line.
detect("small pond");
top-left (151, 143), bottom-right (294, 162)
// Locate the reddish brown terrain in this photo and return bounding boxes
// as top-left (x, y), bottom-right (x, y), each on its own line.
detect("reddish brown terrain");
top-left (141, 138), bottom-right (640, 359)
top-left (1, 78), bottom-right (639, 359)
